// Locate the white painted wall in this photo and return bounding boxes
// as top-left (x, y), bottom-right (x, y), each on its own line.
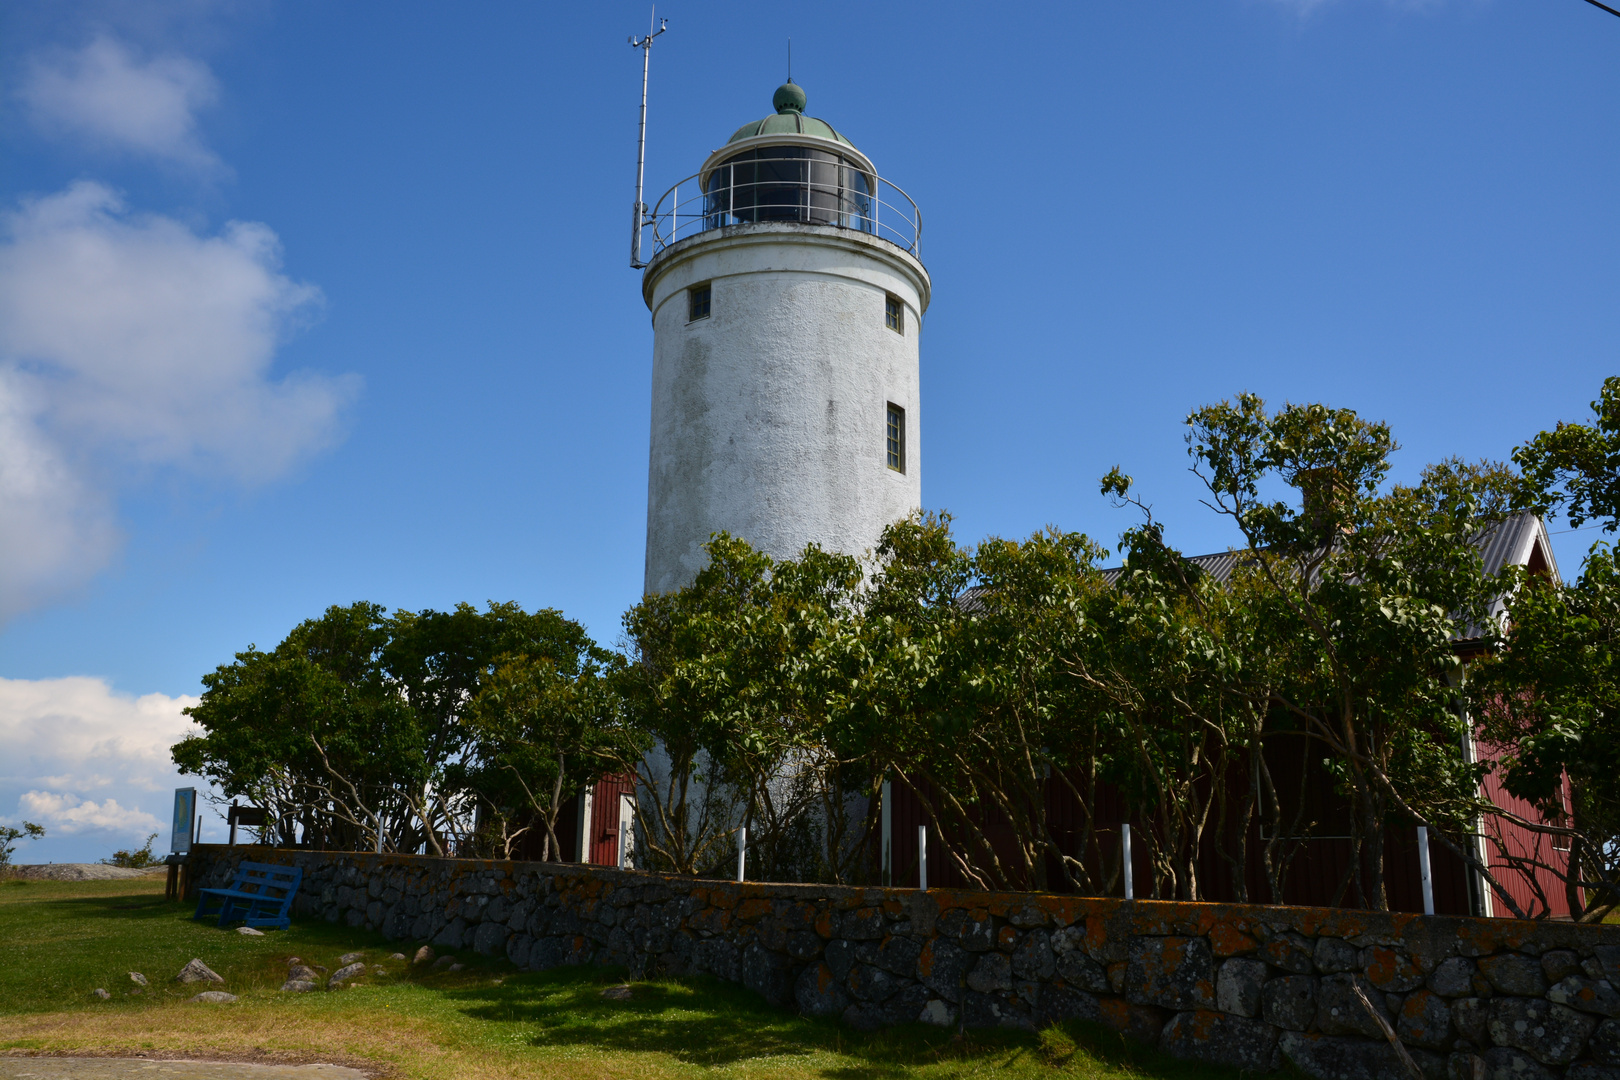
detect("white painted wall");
top-left (641, 222), bottom-right (930, 594)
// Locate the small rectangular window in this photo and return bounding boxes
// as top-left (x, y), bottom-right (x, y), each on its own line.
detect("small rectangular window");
top-left (886, 403), bottom-right (905, 473)
top-left (885, 294), bottom-right (904, 334)
top-left (689, 283), bottom-right (711, 321)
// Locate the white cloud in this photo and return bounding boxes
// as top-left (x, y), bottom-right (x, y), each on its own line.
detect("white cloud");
top-left (0, 675), bottom-right (203, 857)
top-left (0, 371), bottom-right (119, 620)
top-left (18, 792), bottom-right (163, 836)
top-left (19, 36), bottom-right (222, 171)
top-left (0, 182), bottom-right (359, 623)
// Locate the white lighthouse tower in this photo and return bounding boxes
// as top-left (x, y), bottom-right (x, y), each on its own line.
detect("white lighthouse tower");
top-left (639, 81), bottom-right (929, 593)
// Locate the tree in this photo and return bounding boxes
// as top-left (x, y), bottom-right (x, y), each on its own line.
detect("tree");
top-left (463, 645), bottom-right (635, 861)
top-left (1477, 547), bottom-right (1620, 919)
top-left (618, 535), bottom-right (866, 879)
top-left (385, 601), bottom-right (602, 855)
top-left (1168, 395), bottom-right (1521, 912)
top-left (1069, 494), bottom-right (1276, 902)
top-left (830, 513), bottom-right (1120, 893)
top-left (0, 822), bottom-right (45, 868)
top-left (1476, 377), bottom-right (1620, 919)
top-left (689, 538), bottom-right (869, 883)
top-left (173, 602), bottom-right (431, 854)
top-left (1516, 376), bottom-right (1620, 535)
top-left (174, 600), bottom-right (600, 857)
top-left (103, 833), bottom-right (160, 869)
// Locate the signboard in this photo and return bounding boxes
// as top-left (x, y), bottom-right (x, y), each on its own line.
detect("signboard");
top-left (171, 787), bottom-right (197, 854)
top-left (227, 804), bottom-right (267, 845)
top-left (227, 805), bottom-right (267, 827)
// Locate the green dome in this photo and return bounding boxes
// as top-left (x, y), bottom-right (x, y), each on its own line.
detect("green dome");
top-left (772, 81), bottom-right (806, 114)
top-left (724, 82), bottom-right (857, 151)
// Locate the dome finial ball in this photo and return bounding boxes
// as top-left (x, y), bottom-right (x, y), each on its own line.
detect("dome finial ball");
top-left (773, 81), bottom-right (806, 115)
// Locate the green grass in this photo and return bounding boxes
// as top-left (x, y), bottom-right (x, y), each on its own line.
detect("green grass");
top-left (0, 876), bottom-right (1255, 1080)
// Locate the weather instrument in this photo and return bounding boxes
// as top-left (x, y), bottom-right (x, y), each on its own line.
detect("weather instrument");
top-left (629, 9), bottom-right (669, 269)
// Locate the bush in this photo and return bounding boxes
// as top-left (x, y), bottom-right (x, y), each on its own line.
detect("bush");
top-left (0, 822), bottom-right (44, 868)
top-left (103, 833), bottom-right (160, 868)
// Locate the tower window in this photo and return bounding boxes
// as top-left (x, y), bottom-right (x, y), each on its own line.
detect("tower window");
top-left (885, 294), bottom-right (904, 334)
top-left (689, 283), bottom-right (711, 321)
top-left (886, 404), bottom-right (905, 473)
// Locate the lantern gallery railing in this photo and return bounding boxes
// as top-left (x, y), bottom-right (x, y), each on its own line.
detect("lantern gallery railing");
top-left (644, 155), bottom-right (921, 258)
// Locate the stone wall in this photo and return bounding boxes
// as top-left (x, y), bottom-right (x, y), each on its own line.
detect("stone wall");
top-left (188, 845), bottom-right (1620, 1080)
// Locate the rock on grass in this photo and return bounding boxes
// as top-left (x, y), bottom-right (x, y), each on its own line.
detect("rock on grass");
top-left (176, 959), bottom-right (224, 984)
top-left (190, 991), bottom-right (238, 1004)
top-left (128, 972), bottom-right (147, 987)
top-left (280, 979), bottom-right (318, 993)
top-left (413, 946), bottom-right (434, 965)
top-left (339, 951), bottom-right (364, 964)
top-left (328, 962), bottom-right (366, 987)
top-left (237, 926), bottom-right (264, 936)
top-left (92, 988), bottom-right (110, 1000)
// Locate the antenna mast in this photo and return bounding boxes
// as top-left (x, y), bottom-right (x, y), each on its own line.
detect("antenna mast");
top-left (629, 8), bottom-right (669, 269)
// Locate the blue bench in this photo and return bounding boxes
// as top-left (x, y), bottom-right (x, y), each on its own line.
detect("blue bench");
top-left (193, 860), bottom-right (302, 930)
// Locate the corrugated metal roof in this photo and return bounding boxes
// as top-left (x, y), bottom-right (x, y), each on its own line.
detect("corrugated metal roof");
top-left (1477, 512), bottom-right (1560, 629)
top-left (1478, 512), bottom-right (1558, 579)
top-left (1096, 512), bottom-right (1553, 588)
top-left (1097, 549), bottom-right (1250, 587)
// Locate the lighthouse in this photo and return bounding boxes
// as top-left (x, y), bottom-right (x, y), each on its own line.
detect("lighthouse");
top-left (639, 81), bottom-right (930, 594)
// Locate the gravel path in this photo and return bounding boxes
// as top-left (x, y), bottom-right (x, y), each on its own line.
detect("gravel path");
top-left (7, 865), bottom-right (169, 881)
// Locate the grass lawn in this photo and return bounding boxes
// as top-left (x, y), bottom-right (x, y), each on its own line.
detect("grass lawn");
top-left (0, 876), bottom-right (1257, 1080)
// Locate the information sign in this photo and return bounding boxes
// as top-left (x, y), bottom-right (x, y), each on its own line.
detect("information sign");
top-left (171, 788), bottom-right (197, 854)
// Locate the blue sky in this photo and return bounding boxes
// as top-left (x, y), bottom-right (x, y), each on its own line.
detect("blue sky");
top-left (1, 0), bottom-right (1615, 862)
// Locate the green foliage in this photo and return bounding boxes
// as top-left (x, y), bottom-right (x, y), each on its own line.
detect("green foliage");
top-left (0, 821), bottom-right (45, 867)
top-left (462, 645), bottom-right (638, 860)
top-left (838, 514), bottom-right (1112, 892)
top-left (1176, 394), bottom-right (1519, 911)
top-left (618, 534), bottom-right (869, 879)
top-left (174, 601), bottom-right (614, 858)
top-left (170, 384), bottom-right (1617, 918)
top-left (102, 833), bottom-right (160, 869)
top-left (1516, 375), bottom-right (1620, 532)
top-left (1478, 546), bottom-right (1620, 919)
top-left (173, 601), bottom-right (424, 853)
top-left (1476, 377), bottom-right (1620, 920)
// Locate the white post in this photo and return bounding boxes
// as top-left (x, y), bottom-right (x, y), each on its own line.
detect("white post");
top-left (880, 779), bottom-right (892, 886)
top-left (918, 824), bottom-right (928, 892)
top-left (577, 785), bottom-right (594, 864)
top-left (737, 826), bottom-right (747, 882)
top-left (618, 819), bottom-right (628, 870)
top-left (1122, 823), bottom-right (1134, 900)
top-left (1417, 825), bottom-right (1435, 916)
